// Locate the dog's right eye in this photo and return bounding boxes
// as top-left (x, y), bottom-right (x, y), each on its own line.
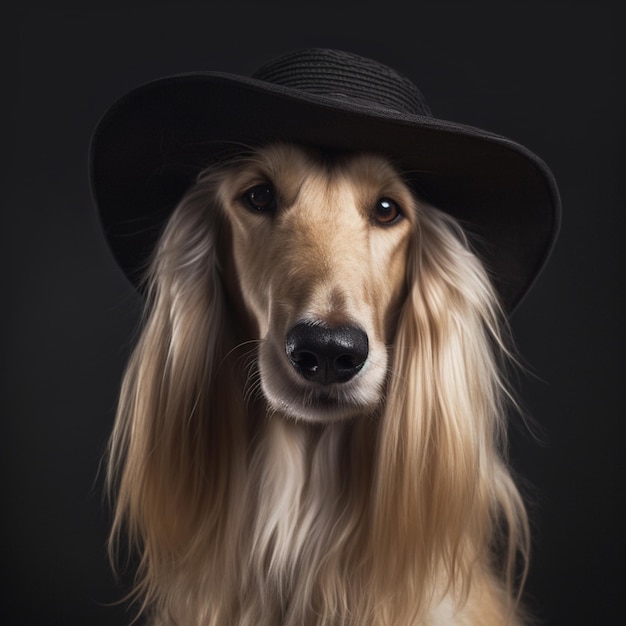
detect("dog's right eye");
top-left (243, 184), bottom-right (277, 213)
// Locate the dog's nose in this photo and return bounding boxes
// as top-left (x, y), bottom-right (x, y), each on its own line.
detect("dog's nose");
top-left (285, 322), bottom-right (369, 384)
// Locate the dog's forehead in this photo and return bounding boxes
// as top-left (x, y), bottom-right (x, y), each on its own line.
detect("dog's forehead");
top-left (258, 144), bottom-right (410, 202)
top-left (241, 144), bottom-right (402, 185)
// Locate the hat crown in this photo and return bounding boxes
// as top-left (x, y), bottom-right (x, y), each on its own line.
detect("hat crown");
top-left (252, 48), bottom-right (432, 117)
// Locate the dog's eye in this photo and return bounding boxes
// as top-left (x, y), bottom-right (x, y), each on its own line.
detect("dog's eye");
top-left (243, 184), bottom-right (277, 212)
top-left (374, 198), bottom-right (402, 224)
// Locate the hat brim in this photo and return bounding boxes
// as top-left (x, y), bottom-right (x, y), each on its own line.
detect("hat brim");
top-left (89, 72), bottom-right (561, 311)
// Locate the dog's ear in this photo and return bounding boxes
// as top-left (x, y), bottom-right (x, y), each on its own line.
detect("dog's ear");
top-left (367, 203), bottom-right (529, 620)
top-left (107, 172), bottom-right (248, 606)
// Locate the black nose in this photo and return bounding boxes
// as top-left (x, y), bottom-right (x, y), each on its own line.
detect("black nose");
top-left (285, 322), bottom-right (369, 384)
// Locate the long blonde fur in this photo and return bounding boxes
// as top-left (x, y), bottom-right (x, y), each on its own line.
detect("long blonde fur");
top-left (107, 143), bottom-right (530, 625)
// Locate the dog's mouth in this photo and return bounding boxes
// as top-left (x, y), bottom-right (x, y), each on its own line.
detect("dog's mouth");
top-left (262, 376), bottom-right (377, 423)
top-left (257, 323), bottom-right (386, 423)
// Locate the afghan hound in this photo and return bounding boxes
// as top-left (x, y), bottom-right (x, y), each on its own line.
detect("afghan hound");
top-left (106, 142), bottom-right (530, 625)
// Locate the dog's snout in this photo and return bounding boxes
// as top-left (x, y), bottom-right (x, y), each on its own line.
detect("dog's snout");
top-left (285, 322), bottom-right (369, 384)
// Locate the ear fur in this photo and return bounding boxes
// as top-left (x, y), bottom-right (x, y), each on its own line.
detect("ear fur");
top-left (366, 203), bottom-right (529, 623)
top-left (106, 171), bottom-right (249, 619)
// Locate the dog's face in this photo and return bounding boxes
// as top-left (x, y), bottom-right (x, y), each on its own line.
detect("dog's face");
top-left (217, 144), bottom-right (415, 422)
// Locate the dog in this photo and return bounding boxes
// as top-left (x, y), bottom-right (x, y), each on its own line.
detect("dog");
top-left (106, 142), bottom-right (531, 625)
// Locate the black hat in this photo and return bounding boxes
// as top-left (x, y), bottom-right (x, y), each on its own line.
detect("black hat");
top-left (89, 48), bottom-right (560, 311)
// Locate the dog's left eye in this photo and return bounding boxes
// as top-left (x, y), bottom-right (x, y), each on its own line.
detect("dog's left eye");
top-left (243, 184), bottom-right (277, 213)
top-left (374, 198), bottom-right (402, 224)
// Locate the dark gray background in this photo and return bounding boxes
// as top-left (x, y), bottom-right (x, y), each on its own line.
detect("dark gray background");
top-left (4, 2), bottom-right (624, 625)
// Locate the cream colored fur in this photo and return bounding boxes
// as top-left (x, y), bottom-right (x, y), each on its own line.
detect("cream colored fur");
top-left (107, 144), bottom-right (530, 625)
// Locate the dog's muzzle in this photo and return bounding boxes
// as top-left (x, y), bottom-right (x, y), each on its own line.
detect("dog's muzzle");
top-left (285, 322), bottom-right (369, 385)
